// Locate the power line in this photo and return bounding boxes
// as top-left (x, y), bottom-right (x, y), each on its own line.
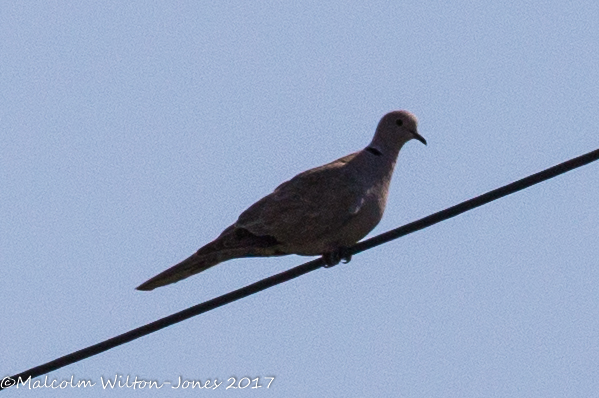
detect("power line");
top-left (351, 148), bottom-right (599, 255)
top-left (2, 147), bottom-right (598, 392)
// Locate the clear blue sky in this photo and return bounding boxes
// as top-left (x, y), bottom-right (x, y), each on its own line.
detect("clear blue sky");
top-left (2, 1), bottom-right (598, 397)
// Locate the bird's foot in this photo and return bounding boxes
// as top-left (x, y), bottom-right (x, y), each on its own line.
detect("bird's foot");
top-left (322, 247), bottom-right (353, 268)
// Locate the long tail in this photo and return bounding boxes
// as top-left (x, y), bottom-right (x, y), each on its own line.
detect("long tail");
top-left (136, 225), bottom-right (282, 291)
top-left (135, 251), bottom-right (224, 291)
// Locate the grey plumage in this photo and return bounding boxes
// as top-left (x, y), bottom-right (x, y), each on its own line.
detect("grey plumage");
top-left (136, 110), bottom-right (426, 291)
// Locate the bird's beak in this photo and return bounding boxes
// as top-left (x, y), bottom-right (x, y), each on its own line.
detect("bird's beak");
top-left (411, 130), bottom-right (427, 145)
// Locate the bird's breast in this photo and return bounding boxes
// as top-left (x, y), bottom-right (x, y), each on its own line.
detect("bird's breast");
top-left (338, 185), bottom-right (387, 244)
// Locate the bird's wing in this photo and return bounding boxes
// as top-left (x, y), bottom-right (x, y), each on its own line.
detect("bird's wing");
top-left (236, 152), bottom-right (366, 247)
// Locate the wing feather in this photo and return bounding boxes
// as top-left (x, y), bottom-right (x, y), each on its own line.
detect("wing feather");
top-left (236, 153), bottom-right (363, 246)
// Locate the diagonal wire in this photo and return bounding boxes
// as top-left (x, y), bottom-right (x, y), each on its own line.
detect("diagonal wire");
top-left (2, 147), bottom-right (598, 392)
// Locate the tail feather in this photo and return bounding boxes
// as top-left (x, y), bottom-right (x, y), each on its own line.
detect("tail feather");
top-left (136, 252), bottom-right (222, 291)
top-left (136, 226), bottom-right (283, 291)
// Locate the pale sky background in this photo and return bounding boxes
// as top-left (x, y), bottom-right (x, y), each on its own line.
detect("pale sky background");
top-left (2, 1), bottom-right (599, 397)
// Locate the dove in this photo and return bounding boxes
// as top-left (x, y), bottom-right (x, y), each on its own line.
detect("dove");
top-left (136, 110), bottom-right (426, 291)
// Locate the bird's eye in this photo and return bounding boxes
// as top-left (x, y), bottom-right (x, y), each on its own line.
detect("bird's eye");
top-left (396, 119), bottom-right (403, 126)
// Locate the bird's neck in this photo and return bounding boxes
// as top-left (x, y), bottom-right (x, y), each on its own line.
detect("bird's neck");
top-left (367, 139), bottom-right (406, 163)
top-left (359, 141), bottom-right (405, 185)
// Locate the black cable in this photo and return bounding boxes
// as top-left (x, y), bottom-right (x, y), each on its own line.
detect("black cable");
top-left (2, 147), bottom-right (598, 392)
top-left (352, 148), bottom-right (599, 255)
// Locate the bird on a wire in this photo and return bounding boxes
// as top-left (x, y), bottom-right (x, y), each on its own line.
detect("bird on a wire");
top-left (136, 110), bottom-right (426, 291)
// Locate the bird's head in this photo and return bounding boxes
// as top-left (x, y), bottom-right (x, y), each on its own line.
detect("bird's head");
top-left (371, 110), bottom-right (427, 153)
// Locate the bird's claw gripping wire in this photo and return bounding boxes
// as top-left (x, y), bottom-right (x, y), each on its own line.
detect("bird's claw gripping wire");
top-left (322, 247), bottom-right (353, 268)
